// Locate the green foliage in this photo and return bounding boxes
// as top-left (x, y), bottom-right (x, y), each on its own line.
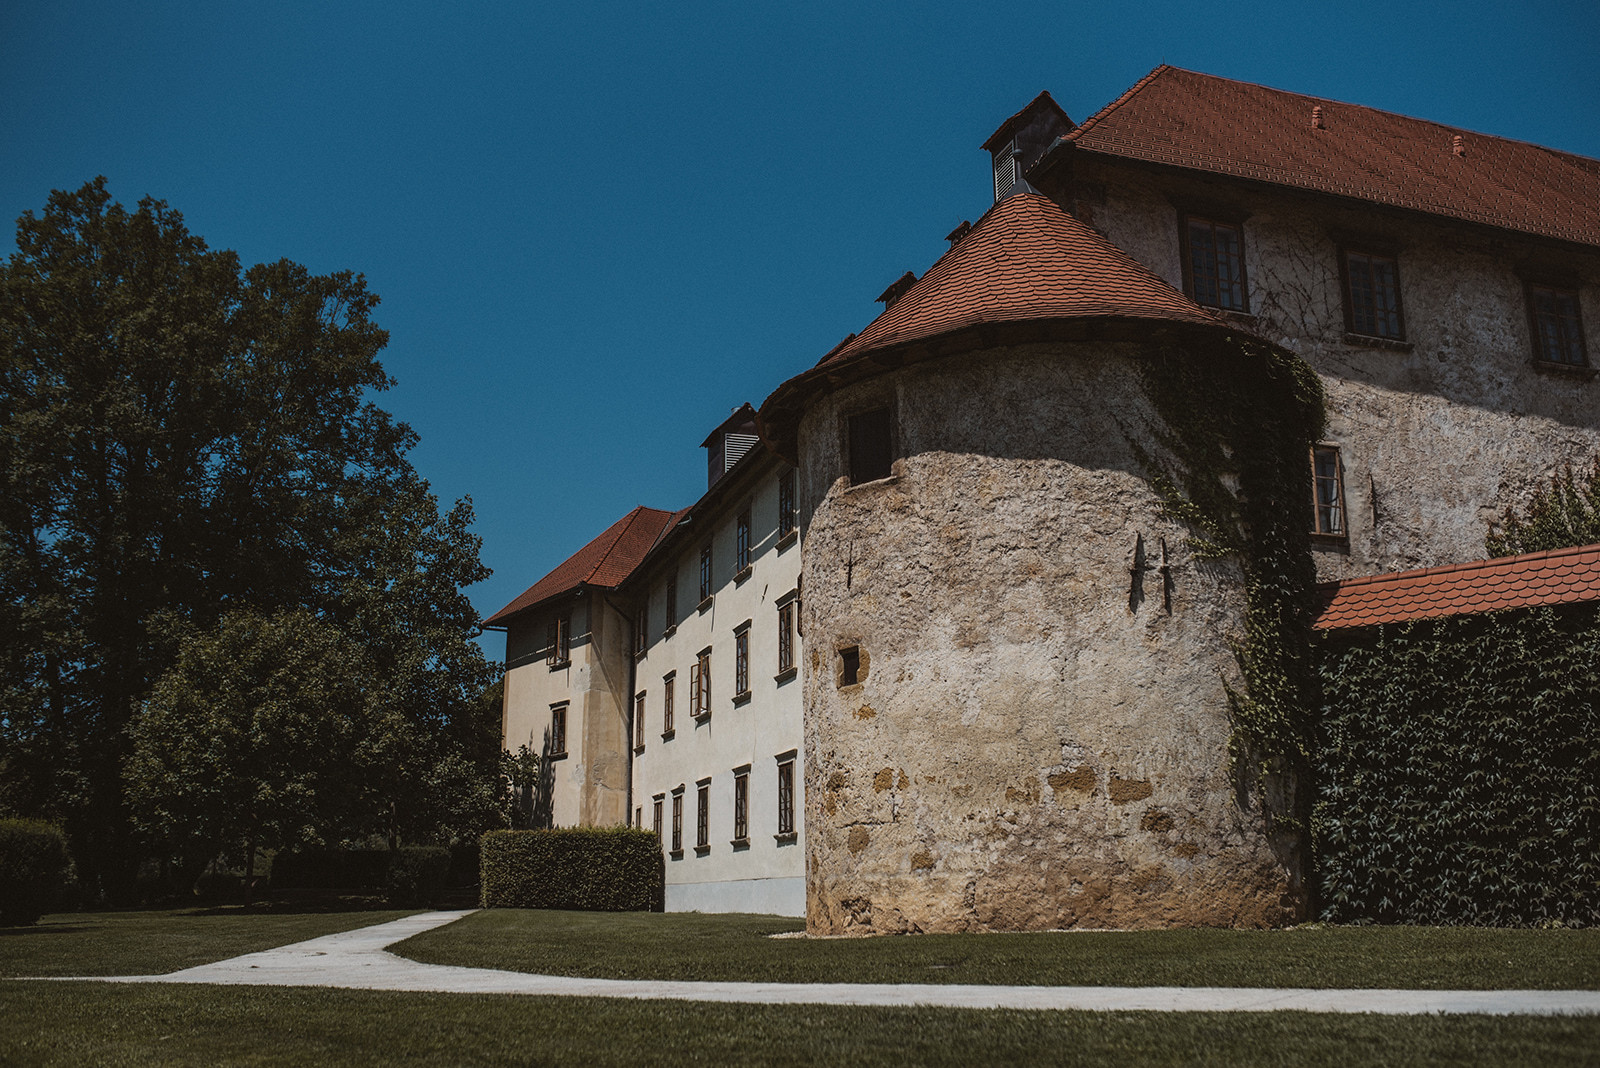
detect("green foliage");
top-left (270, 846), bottom-right (450, 906)
top-left (385, 846), bottom-right (451, 907)
top-left (0, 818), bottom-right (71, 925)
top-left (1315, 603), bottom-right (1600, 926)
top-left (480, 828), bottom-right (662, 912)
top-left (1486, 456), bottom-right (1600, 556)
top-left (0, 179), bottom-right (498, 896)
top-left (1133, 335), bottom-right (1326, 822)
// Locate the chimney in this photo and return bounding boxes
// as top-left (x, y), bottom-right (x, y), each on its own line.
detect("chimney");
top-left (1452, 134), bottom-right (1466, 157)
top-left (1311, 105), bottom-right (1325, 129)
top-left (981, 91), bottom-right (1075, 203)
top-left (876, 271), bottom-right (917, 311)
top-left (945, 220), bottom-right (972, 247)
top-left (702, 404), bottom-right (760, 489)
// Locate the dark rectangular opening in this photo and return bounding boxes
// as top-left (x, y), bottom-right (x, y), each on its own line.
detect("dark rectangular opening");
top-left (848, 408), bottom-right (893, 484)
top-left (838, 645), bottom-right (861, 687)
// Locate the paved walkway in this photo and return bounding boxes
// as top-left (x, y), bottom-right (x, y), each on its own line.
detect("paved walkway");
top-left (49, 911), bottom-right (1600, 1015)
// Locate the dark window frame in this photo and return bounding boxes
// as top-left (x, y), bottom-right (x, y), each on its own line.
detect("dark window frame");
top-left (652, 795), bottom-right (664, 840)
top-left (1181, 214), bottom-right (1249, 313)
top-left (633, 690), bottom-right (646, 751)
top-left (1525, 282), bottom-right (1589, 368)
top-left (546, 613), bottom-right (571, 668)
top-left (777, 599), bottom-right (796, 675)
top-left (664, 567), bottom-right (678, 634)
top-left (735, 509), bottom-right (752, 575)
top-left (845, 405), bottom-right (895, 486)
top-left (1311, 444), bottom-right (1347, 539)
top-left (1340, 247), bottom-right (1406, 341)
top-left (695, 779), bottom-right (711, 853)
top-left (699, 544), bottom-right (713, 603)
top-left (661, 671), bottom-right (675, 736)
top-left (734, 623), bottom-right (750, 699)
top-left (549, 702), bottom-right (568, 757)
top-left (777, 759), bottom-right (795, 837)
top-left (778, 469), bottom-right (798, 539)
top-left (671, 789), bottom-right (684, 855)
top-left (733, 770), bottom-right (750, 843)
top-left (691, 648), bottom-right (711, 718)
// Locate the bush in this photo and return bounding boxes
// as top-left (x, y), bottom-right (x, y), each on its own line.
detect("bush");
top-left (481, 827), bottom-right (661, 911)
top-left (387, 846), bottom-right (450, 907)
top-left (270, 849), bottom-right (392, 892)
top-left (0, 819), bottom-right (72, 926)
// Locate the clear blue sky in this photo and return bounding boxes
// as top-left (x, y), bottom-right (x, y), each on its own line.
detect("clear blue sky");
top-left (5, 1), bottom-right (1597, 657)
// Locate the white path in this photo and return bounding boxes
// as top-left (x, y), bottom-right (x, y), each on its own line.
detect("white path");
top-left (42, 910), bottom-right (1600, 1016)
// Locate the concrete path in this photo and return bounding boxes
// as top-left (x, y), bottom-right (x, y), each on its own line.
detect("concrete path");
top-left (48, 910), bottom-right (1600, 1016)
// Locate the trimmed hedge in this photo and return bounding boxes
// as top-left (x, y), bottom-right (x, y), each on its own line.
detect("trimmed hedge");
top-left (270, 846), bottom-right (451, 906)
top-left (0, 819), bottom-right (72, 926)
top-left (1314, 603), bottom-right (1600, 926)
top-left (481, 827), bottom-right (661, 911)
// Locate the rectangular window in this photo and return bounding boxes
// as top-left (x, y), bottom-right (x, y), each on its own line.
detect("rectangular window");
top-left (778, 469), bottom-right (798, 538)
top-left (847, 407), bottom-right (893, 484)
top-left (736, 510), bottom-right (751, 574)
top-left (664, 568), bottom-right (678, 633)
top-left (671, 790), bottom-right (683, 853)
top-left (546, 614), bottom-right (571, 667)
top-left (1343, 250), bottom-right (1405, 339)
top-left (1312, 445), bottom-right (1346, 537)
top-left (1184, 216), bottom-right (1248, 312)
top-left (734, 771), bottom-right (749, 842)
top-left (699, 544), bottom-right (713, 602)
top-left (734, 626), bottom-right (750, 698)
top-left (634, 691), bottom-right (646, 750)
top-left (696, 780), bottom-right (710, 852)
top-left (777, 760), bottom-right (795, 836)
top-left (662, 672), bottom-right (675, 735)
top-left (550, 703), bottom-right (568, 756)
top-left (777, 600), bottom-right (795, 675)
top-left (635, 806), bottom-right (642, 828)
top-left (691, 648), bottom-right (712, 717)
top-left (1527, 284), bottom-right (1588, 366)
top-left (633, 604), bottom-right (647, 656)
top-left (652, 795), bottom-right (664, 839)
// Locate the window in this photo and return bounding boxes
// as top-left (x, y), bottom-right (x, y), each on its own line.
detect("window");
top-left (777, 599), bottom-right (796, 675)
top-left (664, 568), bottom-right (678, 633)
top-left (546, 614), bottom-right (571, 667)
top-left (777, 759), bottom-right (795, 837)
top-left (695, 779), bottom-right (710, 853)
top-left (1527, 284), bottom-right (1588, 367)
top-left (662, 672), bottom-right (675, 736)
top-left (733, 770), bottom-right (749, 842)
top-left (847, 408), bottom-right (893, 484)
top-left (1342, 250), bottom-right (1405, 339)
top-left (635, 806), bottom-right (642, 828)
top-left (550, 703), bottom-right (568, 756)
top-left (736, 510), bottom-right (751, 574)
top-left (652, 795), bottom-right (664, 839)
top-left (633, 604), bottom-right (647, 656)
top-left (734, 624), bottom-right (750, 699)
top-left (634, 691), bottom-right (646, 750)
top-left (699, 544), bottom-right (713, 602)
top-left (778, 469), bottom-right (798, 538)
top-left (691, 648), bottom-right (711, 718)
top-left (838, 645), bottom-right (862, 687)
top-left (1184, 216), bottom-right (1248, 312)
top-left (1312, 445), bottom-right (1346, 537)
top-left (671, 789), bottom-right (684, 854)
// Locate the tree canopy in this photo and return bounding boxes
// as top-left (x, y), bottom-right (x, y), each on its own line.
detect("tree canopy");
top-left (0, 178), bottom-right (498, 898)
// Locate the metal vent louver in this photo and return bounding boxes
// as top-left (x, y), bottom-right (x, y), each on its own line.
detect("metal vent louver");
top-left (993, 140), bottom-right (1020, 202)
top-left (723, 432), bottom-right (760, 472)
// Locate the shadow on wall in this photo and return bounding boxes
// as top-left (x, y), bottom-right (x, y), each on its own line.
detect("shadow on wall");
top-left (507, 729), bottom-right (558, 831)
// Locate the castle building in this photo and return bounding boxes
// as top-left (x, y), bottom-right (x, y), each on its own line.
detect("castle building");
top-left (487, 66), bottom-right (1599, 930)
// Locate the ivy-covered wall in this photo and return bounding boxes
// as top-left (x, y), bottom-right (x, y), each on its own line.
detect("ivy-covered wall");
top-left (1314, 603), bottom-right (1600, 927)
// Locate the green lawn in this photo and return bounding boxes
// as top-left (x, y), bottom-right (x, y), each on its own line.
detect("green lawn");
top-left (4, 981), bottom-right (1598, 1067)
top-left (393, 909), bottom-right (1600, 990)
top-left (0, 908), bottom-right (418, 978)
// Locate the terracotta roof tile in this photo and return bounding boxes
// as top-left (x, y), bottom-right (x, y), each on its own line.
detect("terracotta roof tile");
top-left (1066, 66), bottom-right (1600, 248)
top-left (483, 506), bottom-right (679, 627)
top-left (819, 192), bottom-right (1219, 369)
top-left (1313, 543), bottom-right (1600, 630)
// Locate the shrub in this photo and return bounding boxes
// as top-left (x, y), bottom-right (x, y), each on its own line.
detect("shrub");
top-left (270, 849), bottom-right (391, 892)
top-left (387, 846), bottom-right (450, 907)
top-left (0, 819), bottom-right (72, 926)
top-left (481, 827), bottom-right (661, 911)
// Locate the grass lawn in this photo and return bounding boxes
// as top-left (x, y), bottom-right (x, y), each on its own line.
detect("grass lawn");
top-left (4, 980), bottom-right (1598, 1067)
top-left (0, 907), bottom-right (418, 978)
top-left (393, 909), bottom-right (1600, 990)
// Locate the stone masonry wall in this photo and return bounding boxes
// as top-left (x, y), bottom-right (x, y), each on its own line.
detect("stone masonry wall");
top-left (797, 342), bottom-right (1303, 934)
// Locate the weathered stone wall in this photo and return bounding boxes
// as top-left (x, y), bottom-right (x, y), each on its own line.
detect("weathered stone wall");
top-left (797, 342), bottom-right (1303, 934)
top-left (1068, 160), bottom-right (1600, 580)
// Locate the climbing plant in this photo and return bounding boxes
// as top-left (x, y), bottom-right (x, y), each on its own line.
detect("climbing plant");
top-left (1486, 456), bottom-right (1600, 557)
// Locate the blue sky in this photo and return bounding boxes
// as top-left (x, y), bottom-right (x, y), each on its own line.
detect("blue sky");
top-left (5, 1), bottom-right (1597, 657)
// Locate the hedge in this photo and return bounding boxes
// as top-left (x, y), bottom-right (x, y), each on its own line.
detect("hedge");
top-left (481, 827), bottom-right (661, 911)
top-left (270, 846), bottom-right (450, 906)
top-left (0, 819), bottom-right (72, 926)
top-left (1314, 602), bottom-right (1600, 926)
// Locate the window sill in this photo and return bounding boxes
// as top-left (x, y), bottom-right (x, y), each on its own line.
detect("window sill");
top-left (774, 666), bottom-right (798, 685)
top-left (692, 711), bottom-right (711, 725)
top-left (694, 845), bottom-right (711, 857)
top-left (777, 528), bottom-right (798, 552)
top-left (632, 744), bottom-right (645, 755)
top-left (734, 565), bottom-right (753, 585)
top-left (662, 624), bottom-right (677, 639)
top-left (660, 728), bottom-right (676, 741)
top-left (732, 690), bottom-right (752, 707)
top-left (548, 750), bottom-right (569, 761)
top-left (774, 832), bottom-right (798, 845)
top-left (730, 837), bottom-right (751, 851)
top-left (697, 596), bottom-right (714, 614)
top-left (669, 849), bottom-right (684, 860)
top-left (1309, 532), bottom-right (1350, 550)
top-left (547, 659), bottom-right (571, 672)
top-left (1343, 332), bottom-right (1412, 352)
top-left (1530, 359), bottom-right (1596, 380)
top-left (1203, 308), bottom-right (1256, 325)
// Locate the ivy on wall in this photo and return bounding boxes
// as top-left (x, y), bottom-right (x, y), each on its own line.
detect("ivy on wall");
top-left (1133, 333), bottom-right (1326, 835)
top-left (1314, 603), bottom-right (1600, 926)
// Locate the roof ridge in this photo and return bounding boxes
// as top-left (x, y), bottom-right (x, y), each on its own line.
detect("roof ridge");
top-left (1066, 64), bottom-right (1171, 143)
top-left (581, 505), bottom-right (653, 585)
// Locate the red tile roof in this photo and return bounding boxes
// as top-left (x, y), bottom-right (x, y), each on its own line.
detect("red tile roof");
top-left (483, 506), bottom-right (679, 627)
top-left (1064, 66), bottom-right (1600, 249)
top-left (1312, 543), bottom-right (1600, 630)
top-left (819, 192), bottom-right (1219, 369)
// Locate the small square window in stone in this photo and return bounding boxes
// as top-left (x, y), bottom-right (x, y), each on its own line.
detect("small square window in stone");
top-left (838, 645), bottom-right (862, 687)
top-left (1312, 445), bottom-right (1346, 536)
top-left (1343, 250), bottom-right (1405, 339)
top-left (1185, 216), bottom-right (1247, 312)
top-left (847, 408), bottom-right (893, 484)
top-left (1527, 284), bottom-right (1588, 367)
